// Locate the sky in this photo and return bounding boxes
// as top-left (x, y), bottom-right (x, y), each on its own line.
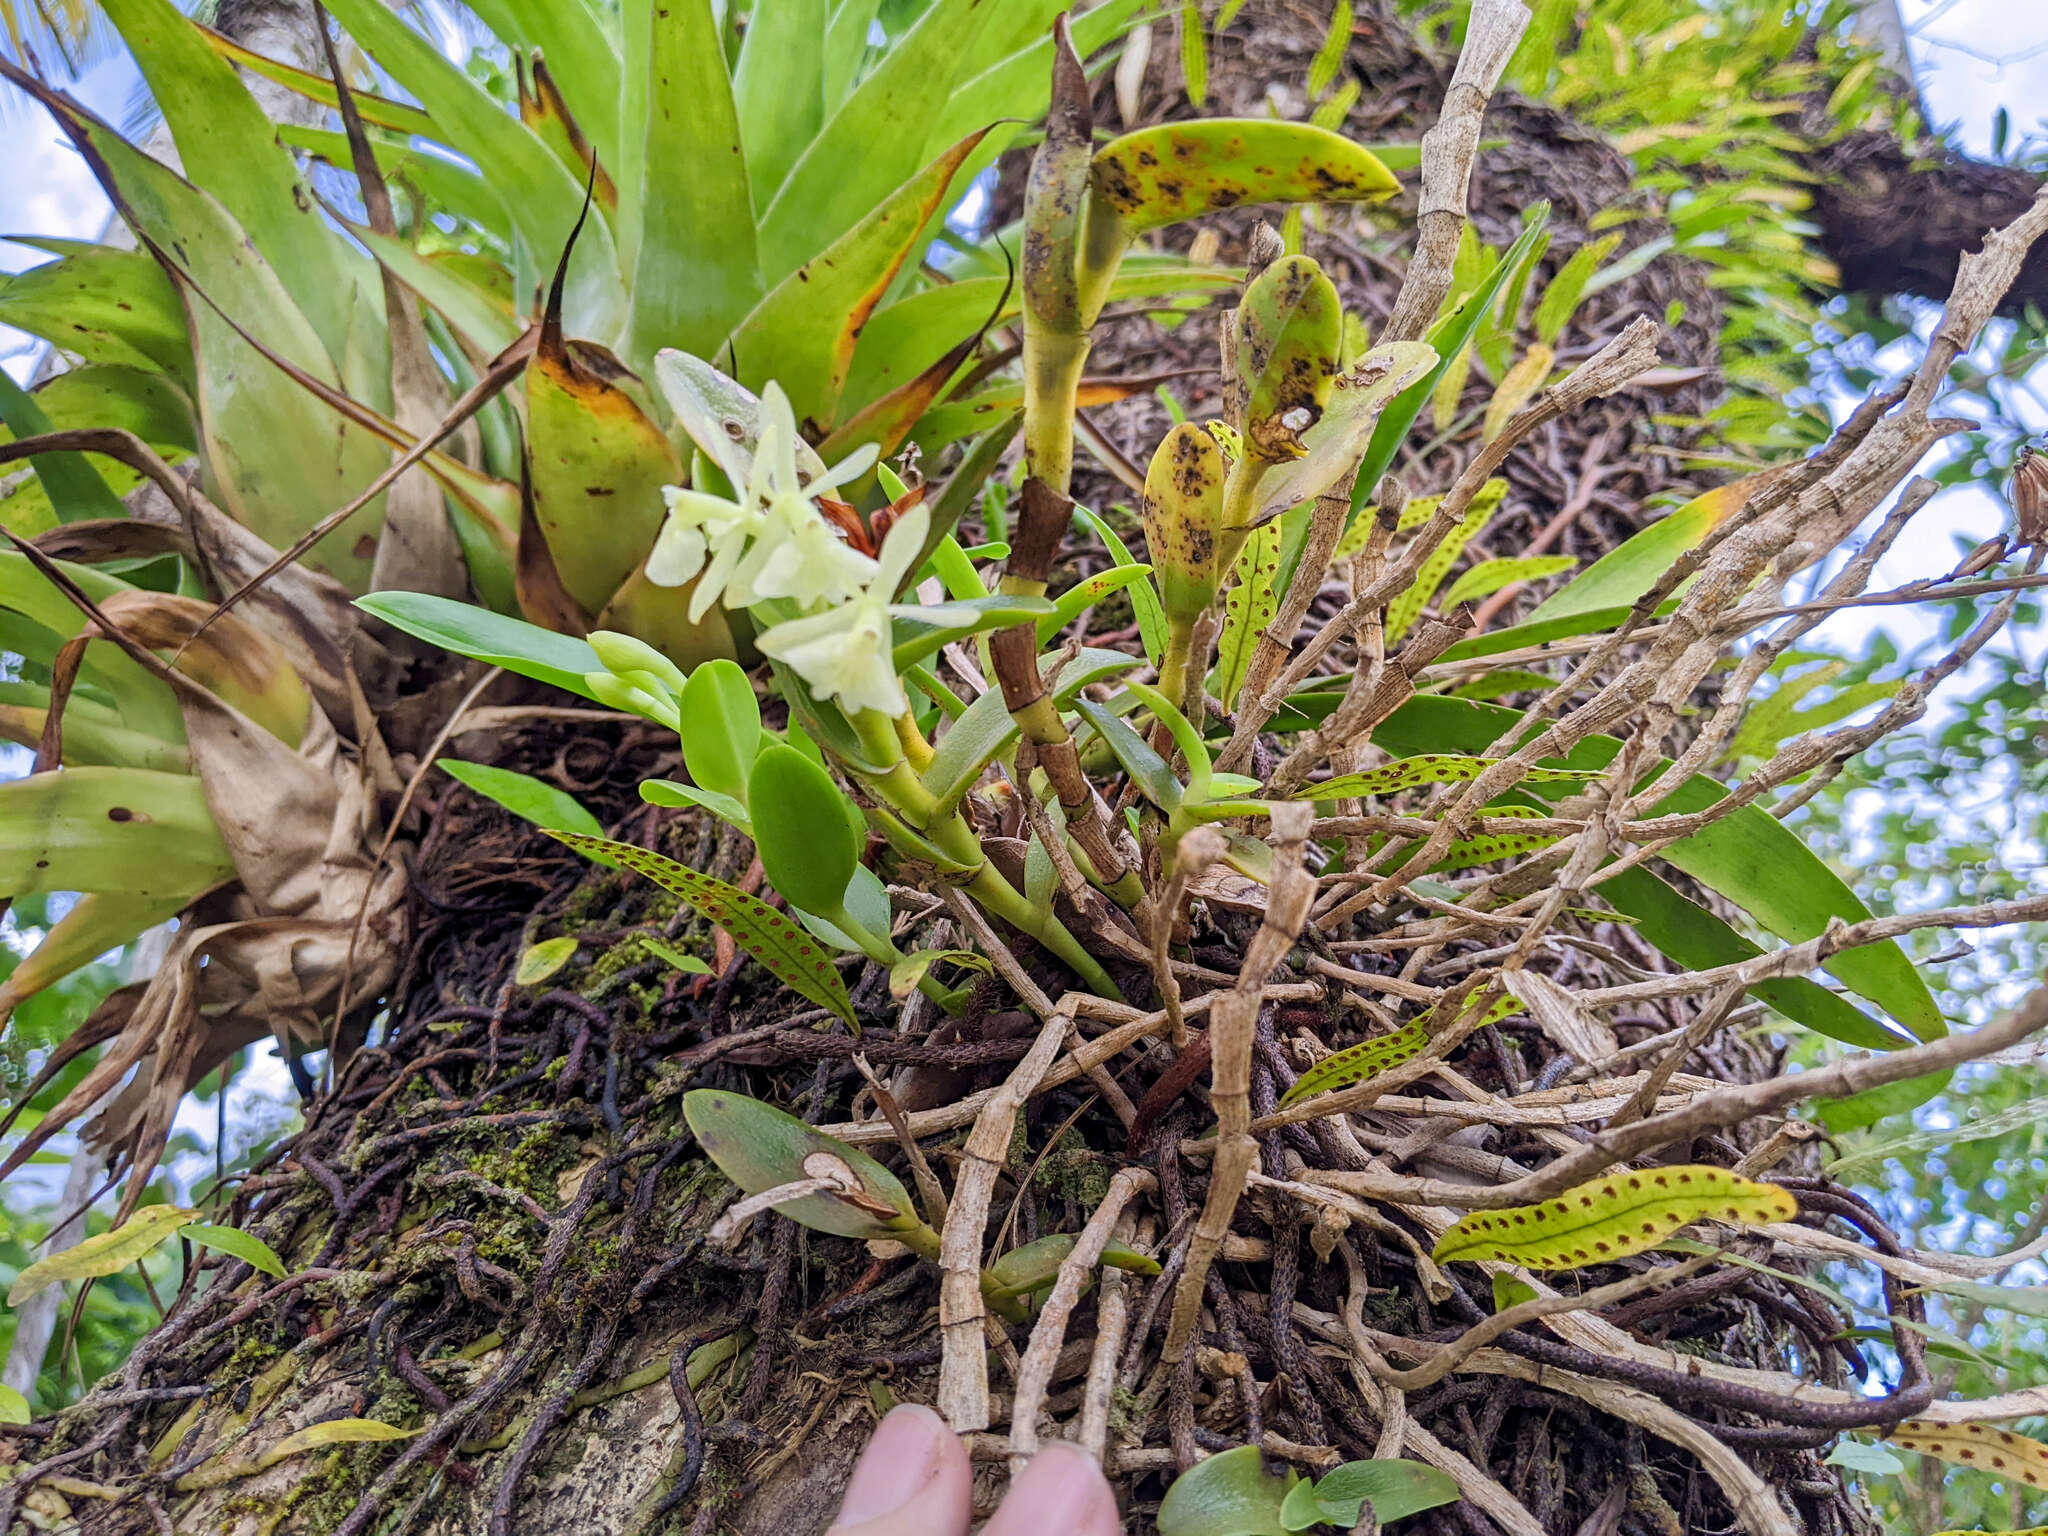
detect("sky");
top-left (2, 2), bottom-right (2048, 1196)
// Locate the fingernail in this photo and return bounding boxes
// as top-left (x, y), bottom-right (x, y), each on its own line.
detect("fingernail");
top-left (995, 1442), bottom-right (1120, 1534)
top-left (835, 1404), bottom-right (950, 1525)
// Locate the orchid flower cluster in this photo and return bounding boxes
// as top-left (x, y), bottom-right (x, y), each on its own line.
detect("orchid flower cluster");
top-left (646, 374), bottom-right (927, 721)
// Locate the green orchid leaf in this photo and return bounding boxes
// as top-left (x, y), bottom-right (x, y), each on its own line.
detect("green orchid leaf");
top-left (891, 594), bottom-right (1058, 673)
top-left (799, 863), bottom-right (894, 956)
top-left (1035, 564), bottom-right (1157, 648)
top-left (438, 760), bottom-right (610, 867)
top-left (1074, 694), bottom-right (1183, 814)
top-left (1295, 1460), bottom-right (1462, 1527)
top-left (678, 658), bottom-right (763, 810)
top-left (550, 833), bottom-right (856, 1026)
top-left (922, 647), bottom-right (1144, 814)
top-left (888, 948), bottom-right (992, 999)
top-left (1347, 206), bottom-right (1551, 528)
top-left (514, 935), bottom-right (579, 986)
top-left (749, 745), bottom-right (862, 919)
top-left (355, 592), bottom-right (605, 699)
top-left (1157, 1444), bottom-right (1298, 1536)
top-left (183, 1223), bottom-right (287, 1279)
top-left (984, 1233), bottom-right (1163, 1301)
top-left (0, 1385), bottom-right (28, 1425)
top-left (1125, 679), bottom-right (1213, 804)
top-left (1529, 473), bottom-right (1767, 623)
top-left (1077, 514), bottom-right (1165, 671)
top-left (1367, 696), bottom-right (1944, 1045)
top-left (640, 778), bottom-right (752, 835)
top-left (683, 1089), bottom-right (917, 1239)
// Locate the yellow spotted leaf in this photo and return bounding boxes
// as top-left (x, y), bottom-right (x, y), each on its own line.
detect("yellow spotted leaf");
top-left (1295, 754), bottom-right (1598, 801)
top-left (1431, 1167), bottom-right (1798, 1271)
top-left (8, 1205), bottom-right (198, 1305)
top-left (548, 832), bottom-right (855, 1028)
top-left (1889, 1422), bottom-right (2048, 1490)
top-left (515, 935), bottom-right (578, 986)
top-left (1277, 1024), bottom-right (1430, 1110)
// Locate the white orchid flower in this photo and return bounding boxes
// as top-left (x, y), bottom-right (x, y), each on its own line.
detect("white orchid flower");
top-left (757, 501), bottom-right (930, 720)
top-left (648, 380), bottom-right (881, 621)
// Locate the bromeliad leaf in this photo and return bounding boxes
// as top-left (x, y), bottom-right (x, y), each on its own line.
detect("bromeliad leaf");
top-left (1275, 1024), bottom-right (1430, 1110)
top-left (549, 833), bottom-right (856, 1027)
top-left (1431, 1167), bottom-right (1798, 1270)
top-left (8, 1204), bottom-right (199, 1304)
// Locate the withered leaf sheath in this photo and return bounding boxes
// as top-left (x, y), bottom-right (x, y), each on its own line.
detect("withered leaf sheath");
top-left (2012, 444), bottom-right (2048, 548)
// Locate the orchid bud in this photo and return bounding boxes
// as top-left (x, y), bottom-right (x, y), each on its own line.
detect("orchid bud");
top-left (583, 670), bottom-right (680, 730)
top-left (588, 629), bottom-right (688, 696)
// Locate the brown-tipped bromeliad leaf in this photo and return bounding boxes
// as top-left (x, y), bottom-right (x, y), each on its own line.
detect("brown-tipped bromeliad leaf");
top-left (525, 230), bottom-right (681, 617)
top-left (1431, 1167), bottom-right (1798, 1270)
top-left (728, 127), bottom-right (990, 436)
